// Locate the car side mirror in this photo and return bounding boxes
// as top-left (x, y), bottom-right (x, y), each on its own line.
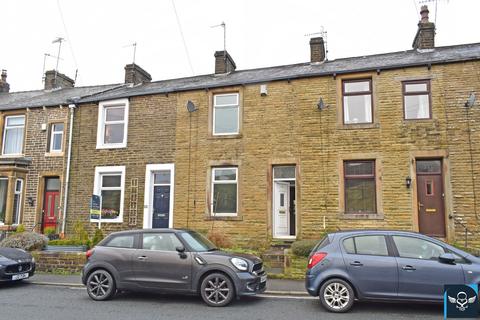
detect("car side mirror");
top-left (176, 246), bottom-right (185, 253)
top-left (439, 253), bottom-right (456, 264)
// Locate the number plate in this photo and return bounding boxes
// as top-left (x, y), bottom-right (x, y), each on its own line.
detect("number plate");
top-left (260, 275), bottom-right (267, 283)
top-left (12, 273), bottom-right (29, 281)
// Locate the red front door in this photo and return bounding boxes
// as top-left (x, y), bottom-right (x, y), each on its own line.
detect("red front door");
top-left (42, 191), bottom-right (60, 231)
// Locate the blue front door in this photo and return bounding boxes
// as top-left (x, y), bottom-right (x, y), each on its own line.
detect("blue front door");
top-left (152, 186), bottom-right (170, 228)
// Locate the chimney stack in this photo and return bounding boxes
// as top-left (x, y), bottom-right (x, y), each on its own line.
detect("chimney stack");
top-left (214, 51), bottom-right (236, 74)
top-left (124, 63), bottom-right (152, 85)
top-left (44, 70), bottom-right (75, 90)
top-left (412, 5), bottom-right (435, 50)
top-left (0, 70), bottom-right (10, 93)
top-left (310, 37), bottom-right (326, 63)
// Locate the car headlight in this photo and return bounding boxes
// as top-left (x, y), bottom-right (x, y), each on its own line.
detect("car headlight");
top-left (230, 258), bottom-right (248, 271)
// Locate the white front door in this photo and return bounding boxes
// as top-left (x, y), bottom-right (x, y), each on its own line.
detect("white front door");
top-left (274, 182), bottom-right (290, 237)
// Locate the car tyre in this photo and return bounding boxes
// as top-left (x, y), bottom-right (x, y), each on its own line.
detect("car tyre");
top-left (86, 269), bottom-right (116, 301)
top-left (200, 273), bottom-right (235, 307)
top-left (319, 279), bottom-right (354, 313)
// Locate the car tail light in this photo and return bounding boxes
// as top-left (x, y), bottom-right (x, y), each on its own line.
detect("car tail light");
top-left (86, 249), bottom-right (94, 259)
top-left (307, 252), bottom-right (327, 269)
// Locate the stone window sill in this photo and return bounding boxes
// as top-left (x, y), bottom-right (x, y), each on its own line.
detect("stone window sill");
top-left (339, 213), bottom-right (385, 220)
top-left (208, 134), bottom-right (243, 140)
top-left (337, 123), bottom-right (380, 130)
top-left (204, 215), bottom-right (242, 221)
top-left (45, 152), bottom-right (64, 157)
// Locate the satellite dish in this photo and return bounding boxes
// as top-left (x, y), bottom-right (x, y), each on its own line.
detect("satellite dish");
top-left (317, 98), bottom-right (327, 110)
top-left (465, 92), bottom-right (476, 108)
top-left (186, 100), bottom-right (198, 112)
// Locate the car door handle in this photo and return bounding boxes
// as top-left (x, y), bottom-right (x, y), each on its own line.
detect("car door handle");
top-left (350, 261), bottom-right (363, 267)
top-left (137, 256), bottom-right (148, 261)
top-left (402, 265), bottom-right (416, 271)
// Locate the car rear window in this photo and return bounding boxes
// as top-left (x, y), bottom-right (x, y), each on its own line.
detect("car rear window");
top-left (104, 234), bottom-right (135, 248)
top-left (313, 235), bottom-right (330, 252)
top-left (342, 235), bottom-right (388, 256)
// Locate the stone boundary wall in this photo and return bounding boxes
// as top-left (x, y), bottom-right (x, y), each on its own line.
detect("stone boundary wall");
top-left (32, 251), bottom-right (86, 274)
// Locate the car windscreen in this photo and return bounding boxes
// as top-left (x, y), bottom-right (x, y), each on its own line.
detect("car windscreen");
top-left (178, 231), bottom-right (217, 252)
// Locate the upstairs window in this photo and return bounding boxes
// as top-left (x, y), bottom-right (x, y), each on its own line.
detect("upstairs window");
top-left (97, 99), bottom-right (129, 148)
top-left (3, 115), bottom-right (25, 155)
top-left (403, 80), bottom-right (431, 120)
top-left (344, 160), bottom-right (376, 214)
top-left (211, 167), bottom-right (238, 216)
top-left (213, 93), bottom-right (239, 135)
top-left (49, 123), bottom-right (64, 153)
top-left (342, 79), bottom-right (373, 124)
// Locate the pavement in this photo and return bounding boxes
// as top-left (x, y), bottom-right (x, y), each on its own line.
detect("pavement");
top-left (0, 281), bottom-right (442, 320)
top-left (28, 273), bottom-right (308, 296)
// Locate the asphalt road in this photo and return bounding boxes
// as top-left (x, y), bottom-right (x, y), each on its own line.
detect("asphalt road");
top-left (0, 282), bottom-right (443, 320)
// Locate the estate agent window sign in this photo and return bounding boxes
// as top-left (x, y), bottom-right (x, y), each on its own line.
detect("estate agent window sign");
top-left (90, 194), bottom-right (102, 228)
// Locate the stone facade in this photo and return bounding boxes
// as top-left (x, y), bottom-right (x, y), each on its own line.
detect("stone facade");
top-left (66, 94), bottom-right (177, 235)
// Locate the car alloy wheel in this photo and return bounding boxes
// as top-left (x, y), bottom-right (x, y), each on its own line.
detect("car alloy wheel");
top-left (200, 273), bottom-right (234, 307)
top-left (319, 279), bottom-right (354, 313)
top-left (86, 269), bottom-right (116, 301)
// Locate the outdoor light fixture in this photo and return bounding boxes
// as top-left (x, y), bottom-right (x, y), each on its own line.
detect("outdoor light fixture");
top-left (405, 176), bottom-right (412, 189)
top-left (317, 98), bottom-right (328, 110)
top-left (465, 92), bottom-right (476, 108)
top-left (186, 100), bottom-right (198, 112)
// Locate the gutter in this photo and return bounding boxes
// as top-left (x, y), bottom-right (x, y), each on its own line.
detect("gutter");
top-left (61, 103), bottom-right (76, 237)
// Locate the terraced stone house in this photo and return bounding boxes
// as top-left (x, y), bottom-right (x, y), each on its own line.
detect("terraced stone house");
top-left (1, 6), bottom-right (479, 247)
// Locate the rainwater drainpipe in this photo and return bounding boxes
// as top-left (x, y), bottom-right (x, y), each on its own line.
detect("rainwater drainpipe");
top-left (61, 102), bottom-right (76, 237)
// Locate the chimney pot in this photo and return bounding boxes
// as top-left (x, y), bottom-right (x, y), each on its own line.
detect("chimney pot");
top-left (44, 70), bottom-right (75, 90)
top-left (0, 69), bottom-right (10, 93)
top-left (124, 63), bottom-right (152, 85)
top-left (413, 5), bottom-right (435, 50)
top-left (214, 51), bottom-right (236, 74)
top-left (310, 37), bottom-right (326, 63)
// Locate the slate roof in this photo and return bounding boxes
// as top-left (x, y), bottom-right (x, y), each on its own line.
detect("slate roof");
top-left (0, 84), bottom-right (122, 110)
top-left (1, 42), bottom-right (479, 110)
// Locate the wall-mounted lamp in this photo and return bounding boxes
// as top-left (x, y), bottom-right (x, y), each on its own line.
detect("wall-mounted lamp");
top-left (405, 176), bottom-right (412, 189)
top-left (186, 100), bottom-right (198, 113)
top-left (27, 197), bottom-right (35, 207)
top-left (317, 98), bottom-right (328, 110)
top-left (465, 92), bottom-right (476, 108)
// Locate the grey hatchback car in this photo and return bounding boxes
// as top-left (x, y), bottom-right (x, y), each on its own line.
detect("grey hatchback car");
top-left (82, 229), bottom-right (266, 306)
top-left (306, 230), bottom-right (480, 313)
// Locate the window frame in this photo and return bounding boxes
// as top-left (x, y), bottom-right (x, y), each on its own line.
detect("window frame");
top-left (92, 166), bottom-right (126, 223)
top-left (2, 115), bottom-right (25, 156)
top-left (12, 179), bottom-right (23, 225)
top-left (342, 79), bottom-right (373, 125)
top-left (0, 177), bottom-right (8, 225)
top-left (211, 167), bottom-right (238, 217)
top-left (49, 122), bottom-right (65, 153)
top-left (391, 235), bottom-right (446, 261)
top-left (212, 93), bottom-right (240, 136)
top-left (96, 99), bottom-right (129, 149)
top-left (344, 160), bottom-right (377, 214)
top-left (402, 80), bottom-right (431, 120)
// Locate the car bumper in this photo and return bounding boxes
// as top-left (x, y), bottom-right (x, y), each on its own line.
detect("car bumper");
top-left (305, 273), bottom-right (319, 296)
top-left (235, 272), bottom-right (267, 296)
top-left (0, 262), bottom-right (35, 282)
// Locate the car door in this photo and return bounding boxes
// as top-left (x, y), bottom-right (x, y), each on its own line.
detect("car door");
top-left (342, 234), bottom-right (398, 298)
top-left (133, 232), bottom-right (192, 290)
top-left (100, 233), bottom-right (138, 283)
top-left (391, 235), bottom-right (464, 301)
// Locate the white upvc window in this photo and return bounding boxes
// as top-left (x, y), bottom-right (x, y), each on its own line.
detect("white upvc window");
top-left (0, 178), bottom-right (8, 225)
top-left (213, 93), bottom-right (239, 135)
top-left (92, 166), bottom-right (125, 223)
top-left (96, 99), bottom-right (129, 149)
top-left (12, 179), bottom-right (23, 225)
top-left (211, 167), bottom-right (238, 216)
top-left (49, 123), bottom-right (64, 152)
top-left (2, 115), bottom-right (25, 155)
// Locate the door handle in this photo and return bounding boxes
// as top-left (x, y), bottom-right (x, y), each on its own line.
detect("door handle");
top-left (137, 256), bottom-right (148, 261)
top-left (402, 265), bottom-right (416, 271)
top-left (418, 202), bottom-right (424, 207)
top-left (350, 261), bottom-right (363, 267)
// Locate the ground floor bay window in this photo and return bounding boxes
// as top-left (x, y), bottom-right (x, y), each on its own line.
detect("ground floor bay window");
top-left (0, 178), bottom-right (8, 224)
top-left (92, 166), bottom-right (125, 223)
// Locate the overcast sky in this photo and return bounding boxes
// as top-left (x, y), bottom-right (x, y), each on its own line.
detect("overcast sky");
top-left (2, 0), bottom-right (479, 92)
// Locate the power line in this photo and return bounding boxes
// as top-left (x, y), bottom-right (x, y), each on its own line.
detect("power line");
top-left (171, 0), bottom-right (195, 76)
top-left (56, 0), bottom-right (80, 82)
